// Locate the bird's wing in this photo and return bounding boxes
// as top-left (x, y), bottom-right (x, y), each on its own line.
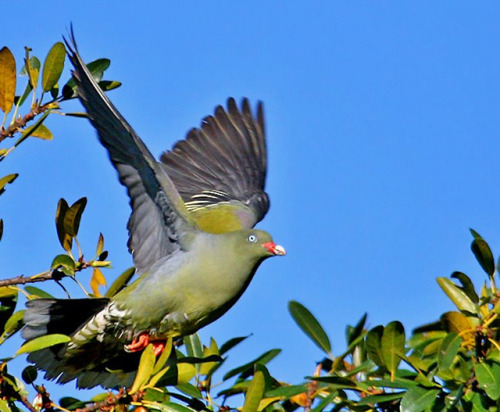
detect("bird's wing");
top-left (65, 32), bottom-right (198, 275)
top-left (160, 98), bottom-right (269, 233)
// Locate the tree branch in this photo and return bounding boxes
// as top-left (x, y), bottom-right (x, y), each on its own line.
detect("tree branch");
top-left (0, 101), bottom-right (57, 142)
top-left (0, 270), bottom-right (54, 287)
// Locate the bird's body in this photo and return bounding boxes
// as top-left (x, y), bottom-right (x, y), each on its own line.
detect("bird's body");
top-left (22, 32), bottom-right (284, 389)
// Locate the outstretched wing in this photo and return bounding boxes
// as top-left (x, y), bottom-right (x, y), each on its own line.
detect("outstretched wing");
top-left (65, 32), bottom-right (198, 275)
top-left (161, 98), bottom-right (269, 233)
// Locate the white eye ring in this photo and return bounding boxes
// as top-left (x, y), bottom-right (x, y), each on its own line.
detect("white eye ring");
top-left (248, 234), bottom-right (257, 243)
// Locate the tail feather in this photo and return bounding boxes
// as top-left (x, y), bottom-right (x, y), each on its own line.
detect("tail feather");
top-left (22, 298), bottom-right (141, 388)
top-left (22, 298), bottom-right (109, 341)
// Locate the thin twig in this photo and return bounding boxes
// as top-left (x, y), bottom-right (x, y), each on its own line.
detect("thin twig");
top-left (0, 101), bottom-right (57, 142)
top-left (0, 270), bottom-right (53, 287)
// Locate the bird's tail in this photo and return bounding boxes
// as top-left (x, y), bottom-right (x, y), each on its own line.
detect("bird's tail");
top-left (22, 298), bottom-right (138, 388)
top-left (23, 298), bottom-right (109, 341)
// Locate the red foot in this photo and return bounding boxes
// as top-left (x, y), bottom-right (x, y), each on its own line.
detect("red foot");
top-left (124, 332), bottom-right (165, 356)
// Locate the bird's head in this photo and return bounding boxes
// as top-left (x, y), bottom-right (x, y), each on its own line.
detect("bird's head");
top-left (237, 229), bottom-right (286, 260)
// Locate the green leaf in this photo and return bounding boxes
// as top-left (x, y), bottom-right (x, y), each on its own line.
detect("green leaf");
top-left (440, 311), bottom-right (476, 334)
top-left (366, 325), bottom-right (385, 367)
top-left (55, 198), bottom-right (71, 252)
top-left (21, 365), bottom-right (38, 384)
top-left (42, 42), bottom-right (65, 92)
top-left (0, 173), bottom-right (19, 195)
top-left (16, 333), bottom-right (71, 355)
top-left (223, 348), bottom-right (281, 381)
top-left (23, 53), bottom-right (41, 90)
top-left (62, 58), bottom-right (111, 99)
top-left (105, 267), bottom-right (135, 297)
top-left (15, 81), bottom-right (33, 108)
top-left (451, 271), bottom-right (479, 304)
top-left (0, 47), bottom-right (16, 114)
top-left (96, 233), bottom-right (104, 257)
top-left (63, 197), bottom-right (87, 237)
top-left (24, 286), bottom-right (54, 299)
top-left (437, 277), bottom-right (477, 314)
top-left (129, 343), bottom-right (156, 394)
top-left (1, 310), bottom-right (24, 343)
top-left (51, 254), bottom-right (76, 276)
top-left (199, 337), bottom-right (220, 376)
top-left (346, 313), bottom-right (367, 345)
top-left (400, 386), bottom-right (439, 412)
top-left (0, 400), bottom-right (10, 412)
top-left (242, 369), bottom-right (265, 412)
top-left (356, 392), bottom-right (405, 406)
top-left (152, 337), bottom-right (173, 375)
top-left (21, 123), bottom-right (53, 140)
top-left (265, 384), bottom-right (308, 399)
top-left (474, 361), bottom-right (500, 400)
top-left (288, 300), bottom-right (331, 354)
top-left (15, 111), bottom-right (50, 147)
top-left (381, 321), bottom-right (405, 380)
top-left (184, 333), bottom-right (203, 359)
top-left (98, 80), bottom-right (121, 92)
top-left (437, 332), bottom-right (462, 372)
top-left (471, 238), bottom-right (495, 277)
top-left (219, 335), bottom-right (250, 355)
top-left (0, 286), bottom-right (18, 334)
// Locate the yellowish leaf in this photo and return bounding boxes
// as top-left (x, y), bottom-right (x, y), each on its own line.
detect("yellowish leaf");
top-left (90, 268), bottom-right (106, 297)
top-left (0, 47), bottom-right (16, 114)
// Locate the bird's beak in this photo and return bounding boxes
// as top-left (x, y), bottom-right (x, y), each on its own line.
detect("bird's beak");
top-left (262, 241), bottom-right (286, 256)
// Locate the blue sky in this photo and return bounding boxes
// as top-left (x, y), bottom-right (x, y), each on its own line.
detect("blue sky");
top-left (2, 0), bottom-right (500, 402)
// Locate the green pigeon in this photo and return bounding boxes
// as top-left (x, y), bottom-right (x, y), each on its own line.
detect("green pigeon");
top-left (22, 34), bottom-right (285, 389)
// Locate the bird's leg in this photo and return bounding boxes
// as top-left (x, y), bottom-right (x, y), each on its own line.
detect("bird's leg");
top-left (124, 333), bottom-right (166, 356)
top-left (124, 332), bottom-right (150, 353)
top-left (152, 341), bottom-right (165, 356)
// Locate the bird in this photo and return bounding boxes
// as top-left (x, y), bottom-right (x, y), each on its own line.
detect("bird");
top-left (22, 32), bottom-right (285, 389)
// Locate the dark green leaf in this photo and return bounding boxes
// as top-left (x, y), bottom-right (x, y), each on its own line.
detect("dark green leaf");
top-left (42, 42), bottom-right (65, 92)
top-left (21, 366), bottom-right (37, 384)
top-left (105, 267), bottom-right (135, 297)
top-left (223, 348), bottom-right (281, 381)
top-left (437, 332), bottom-right (462, 372)
top-left (15, 81), bottom-right (33, 108)
top-left (58, 397), bottom-right (87, 410)
top-left (98, 80), bottom-right (121, 91)
top-left (400, 386), bottom-right (439, 412)
top-left (62, 58), bottom-right (110, 99)
top-left (451, 271), bottom-right (479, 303)
top-left (346, 313), bottom-right (367, 345)
top-left (56, 198), bottom-right (71, 252)
top-left (471, 238), bottom-right (495, 277)
top-left (356, 392), bottom-right (405, 406)
top-left (63, 197), bottom-right (87, 237)
top-left (264, 384), bottom-right (308, 399)
top-left (184, 333), bottom-right (203, 359)
top-left (288, 300), bottom-right (331, 354)
top-left (16, 333), bottom-right (71, 355)
top-left (0, 219), bottom-right (3, 242)
top-left (219, 335), bottom-right (250, 355)
top-left (366, 325), bottom-right (385, 367)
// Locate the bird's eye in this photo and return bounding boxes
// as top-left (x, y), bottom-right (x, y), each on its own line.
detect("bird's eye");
top-left (248, 234), bottom-right (257, 243)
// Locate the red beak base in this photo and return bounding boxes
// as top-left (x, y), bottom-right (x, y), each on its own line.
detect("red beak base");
top-left (262, 241), bottom-right (286, 256)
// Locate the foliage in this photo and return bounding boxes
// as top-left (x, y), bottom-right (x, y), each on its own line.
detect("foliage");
top-left (0, 42), bottom-right (499, 412)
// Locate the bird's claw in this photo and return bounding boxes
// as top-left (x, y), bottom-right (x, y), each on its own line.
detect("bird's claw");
top-left (124, 332), bottom-right (165, 356)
